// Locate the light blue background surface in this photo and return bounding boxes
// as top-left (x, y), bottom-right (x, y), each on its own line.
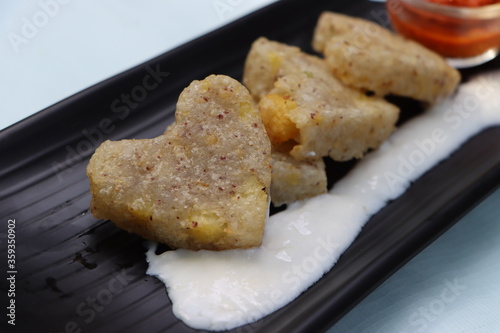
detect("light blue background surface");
top-left (1, 1), bottom-right (499, 332)
top-left (0, 0), bottom-right (276, 129)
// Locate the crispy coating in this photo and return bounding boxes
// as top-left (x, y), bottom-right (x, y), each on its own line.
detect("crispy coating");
top-left (243, 37), bottom-right (333, 102)
top-left (312, 12), bottom-right (461, 103)
top-left (271, 145), bottom-right (326, 207)
top-left (243, 37), bottom-right (399, 161)
top-left (87, 75), bottom-right (272, 251)
top-left (268, 74), bottom-right (399, 161)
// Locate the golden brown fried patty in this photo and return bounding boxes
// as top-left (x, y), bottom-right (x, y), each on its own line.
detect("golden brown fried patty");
top-left (312, 12), bottom-right (461, 104)
top-left (271, 146), bottom-right (327, 206)
top-left (244, 37), bottom-right (400, 162)
top-left (87, 75), bottom-right (272, 251)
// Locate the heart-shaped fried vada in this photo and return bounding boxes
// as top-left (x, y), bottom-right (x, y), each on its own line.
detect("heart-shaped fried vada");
top-left (87, 75), bottom-right (272, 251)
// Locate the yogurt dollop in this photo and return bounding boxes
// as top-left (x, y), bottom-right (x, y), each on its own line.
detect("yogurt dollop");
top-left (147, 72), bottom-right (500, 331)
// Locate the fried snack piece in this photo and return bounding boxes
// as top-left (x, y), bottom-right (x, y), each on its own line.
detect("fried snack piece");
top-left (271, 145), bottom-right (327, 207)
top-left (167, 92), bottom-right (325, 207)
top-left (243, 38), bottom-right (399, 161)
top-left (87, 75), bottom-right (272, 251)
top-left (266, 74), bottom-right (399, 161)
top-left (243, 37), bottom-right (334, 101)
top-left (312, 12), bottom-right (461, 104)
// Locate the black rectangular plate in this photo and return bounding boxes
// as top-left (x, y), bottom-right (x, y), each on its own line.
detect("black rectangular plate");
top-left (1, 0), bottom-right (499, 332)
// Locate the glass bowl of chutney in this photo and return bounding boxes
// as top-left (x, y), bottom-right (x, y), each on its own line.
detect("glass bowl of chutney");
top-left (386, 0), bottom-right (500, 67)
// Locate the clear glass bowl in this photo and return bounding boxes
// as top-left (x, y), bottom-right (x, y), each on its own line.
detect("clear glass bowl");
top-left (387, 0), bottom-right (500, 67)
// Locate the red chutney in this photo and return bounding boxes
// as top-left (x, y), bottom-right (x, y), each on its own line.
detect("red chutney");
top-left (426, 0), bottom-right (500, 7)
top-left (387, 0), bottom-right (500, 58)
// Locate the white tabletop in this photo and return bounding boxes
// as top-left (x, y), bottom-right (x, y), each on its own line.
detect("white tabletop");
top-left (2, 1), bottom-right (499, 332)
